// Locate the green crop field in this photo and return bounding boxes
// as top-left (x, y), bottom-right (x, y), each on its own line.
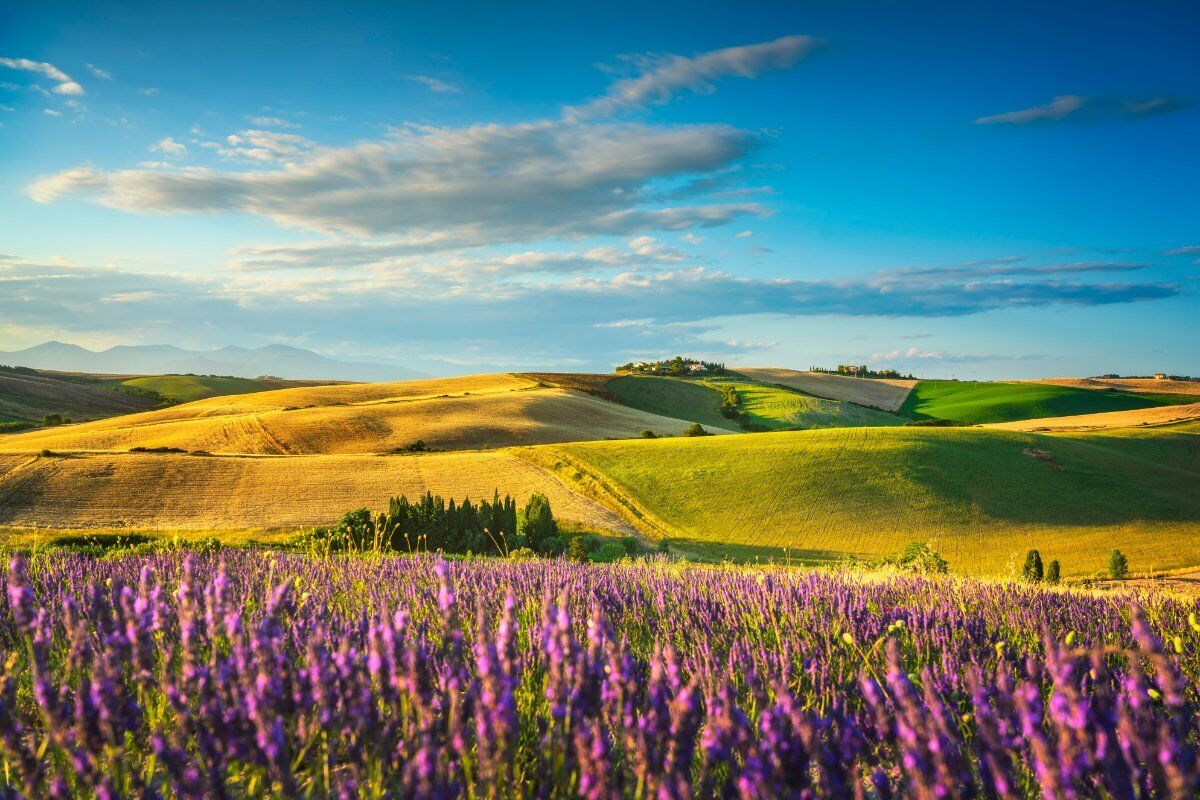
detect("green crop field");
top-left (606, 375), bottom-right (737, 430)
top-left (605, 374), bottom-right (902, 431)
top-left (726, 381), bottom-right (904, 429)
top-left (119, 375), bottom-right (284, 403)
top-left (537, 421), bottom-right (1200, 576)
top-left (899, 379), bottom-right (1197, 424)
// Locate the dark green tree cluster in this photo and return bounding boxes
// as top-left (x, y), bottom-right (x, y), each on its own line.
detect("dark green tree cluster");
top-left (616, 356), bottom-right (726, 376)
top-left (810, 365), bottom-right (915, 380)
top-left (42, 413), bottom-right (70, 426)
top-left (1022, 549), bottom-right (1063, 584)
top-left (306, 492), bottom-right (564, 557)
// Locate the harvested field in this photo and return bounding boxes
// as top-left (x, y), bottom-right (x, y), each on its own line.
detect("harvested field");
top-left (0, 449), bottom-right (634, 532)
top-left (1027, 376), bottom-right (1200, 396)
top-left (987, 402), bottom-right (1200, 431)
top-left (734, 368), bottom-right (916, 411)
top-left (0, 377), bottom-right (712, 454)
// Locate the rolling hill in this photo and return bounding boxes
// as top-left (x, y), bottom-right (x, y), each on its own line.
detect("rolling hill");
top-left (898, 379), bottom-right (1198, 424)
top-left (0, 374), bottom-right (721, 455)
top-left (727, 380), bottom-right (903, 429)
top-left (734, 368), bottom-right (917, 411)
top-left (529, 372), bottom-right (902, 430)
top-left (0, 370), bottom-right (158, 424)
top-left (1027, 376), bottom-right (1200, 396)
top-left (987, 402), bottom-right (1200, 431)
top-left (534, 421), bottom-right (1200, 576)
top-left (0, 449), bottom-right (632, 533)
top-left (116, 374), bottom-right (329, 403)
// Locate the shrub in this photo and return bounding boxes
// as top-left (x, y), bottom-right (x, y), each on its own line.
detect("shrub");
top-left (539, 535), bottom-right (566, 557)
top-left (508, 547), bottom-right (537, 560)
top-left (682, 423), bottom-right (711, 437)
top-left (888, 541), bottom-right (950, 575)
top-left (0, 421), bottom-right (36, 434)
top-left (638, 429), bottom-right (657, 439)
top-left (1046, 560), bottom-right (1061, 584)
top-left (658, 538), bottom-right (671, 554)
top-left (1022, 549), bottom-right (1044, 583)
top-left (903, 418), bottom-right (963, 427)
top-left (566, 537), bottom-right (590, 563)
top-left (42, 413), bottom-right (65, 427)
top-left (590, 542), bottom-right (627, 563)
top-left (1108, 549), bottom-right (1129, 580)
top-left (620, 536), bottom-right (642, 556)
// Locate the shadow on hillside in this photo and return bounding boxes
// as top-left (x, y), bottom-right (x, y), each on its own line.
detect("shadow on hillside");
top-left (894, 430), bottom-right (1200, 526)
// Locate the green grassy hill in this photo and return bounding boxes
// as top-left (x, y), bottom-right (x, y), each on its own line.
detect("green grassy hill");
top-left (533, 421), bottom-right (1200, 576)
top-left (0, 370), bottom-right (157, 425)
top-left (603, 374), bottom-right (903, 431)
top-left (727, 380), bottom-right (903, 429)
top-left (118, 375), bottom-right (275, 403)
top-left (899, 379), bottom-right (1198, 424)
top-left (605, 375), bottom-right (738, 431)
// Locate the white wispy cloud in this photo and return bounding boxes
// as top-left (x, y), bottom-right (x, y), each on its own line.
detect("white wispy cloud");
top-left (407, 75), bottom-right (460, 94)
top-left (247, 115), bottom-right (300, 129)
top-left (565, 35), bottom-right (821, 120)
top-left (149, 136), bottom-right (187, 156)
top-left (30, 121), bottom-right (765, 240)
top-left (0, 57), bottom-right (84, 95)
top-left (85, 63), bottom-right (112, 80)
top-left (870, 346), bottom-right (1035, 364)
top-left (0, 253), bottom-right (1177, 371)
top-left (975, 94), bottom-right (1190, 125)
top-left (202, 128), bottom-right (316, 162)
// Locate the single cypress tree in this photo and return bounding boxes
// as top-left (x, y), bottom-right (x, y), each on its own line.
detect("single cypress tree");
top-left (1022, 549), bottom-right (1044, 583)
top-left (1045, 560), bottom-right (1061, 584)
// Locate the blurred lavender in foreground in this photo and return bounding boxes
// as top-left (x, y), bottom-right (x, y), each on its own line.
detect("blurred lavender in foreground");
top-left (2, 550), bottom-right (1199, 798)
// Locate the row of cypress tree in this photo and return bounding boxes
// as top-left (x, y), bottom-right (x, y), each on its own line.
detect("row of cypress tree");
top-left (305, 491), bottom-right (561, 556)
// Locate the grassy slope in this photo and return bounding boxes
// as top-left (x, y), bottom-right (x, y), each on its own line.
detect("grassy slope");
top-left (735, 368), bottom-right (916, 411)
top-left (728, 381), bottom-right (903, 429)
top-left (606, 375), bottom-right (737, 431)
top-left (119, 375), bottom-right (272, 403)
top-left (605, 375), bottom-right (902, 431)
top-left (539, 421), bottom-right (1200, 576)
top-left (899, 379), bottom-right (1192, 424)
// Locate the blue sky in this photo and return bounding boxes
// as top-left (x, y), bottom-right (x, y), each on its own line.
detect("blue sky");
top-left (1, 0), bottom-right (1197, 377)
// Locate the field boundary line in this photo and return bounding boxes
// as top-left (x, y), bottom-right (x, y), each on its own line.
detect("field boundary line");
top-left (516, 447), bottom-right (680, 541)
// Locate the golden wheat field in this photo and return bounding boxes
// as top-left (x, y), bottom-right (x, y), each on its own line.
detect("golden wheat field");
top-left (986, 402), bottom-right (1200, 431)
top-left (0, 449), bottom-right (634, 532)
top-left (734, 367), bottom-right (917, 411)
top-left (0, 376), bottom-right (716, 455)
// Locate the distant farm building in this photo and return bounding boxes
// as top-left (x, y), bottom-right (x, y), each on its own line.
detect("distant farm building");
top-left (1154, 372), bottom-right (1167, 380)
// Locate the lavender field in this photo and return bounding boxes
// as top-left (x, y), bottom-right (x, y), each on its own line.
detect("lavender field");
top-left (2, 551), bottom-right (1199, 798)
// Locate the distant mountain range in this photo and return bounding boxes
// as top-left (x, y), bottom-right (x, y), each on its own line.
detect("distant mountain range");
top-left (0, 342), bottom-right (427, 382)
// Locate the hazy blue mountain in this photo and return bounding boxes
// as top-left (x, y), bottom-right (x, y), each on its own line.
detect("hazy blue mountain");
top-left (0, 342), bottom-right (426, 382)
